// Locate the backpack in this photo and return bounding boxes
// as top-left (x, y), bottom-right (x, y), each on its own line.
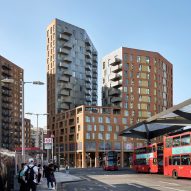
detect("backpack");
top-left (25, 165), bottom-right (35, 182)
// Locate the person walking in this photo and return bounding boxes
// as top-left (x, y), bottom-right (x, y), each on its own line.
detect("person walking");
top-left (45, 163), bottom-right (56, 190)
top-left (23, 158), bottom-right (38, 191)
top-left (18, 163), bottom-right (26, 191)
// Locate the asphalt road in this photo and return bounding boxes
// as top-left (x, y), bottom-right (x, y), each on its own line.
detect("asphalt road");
top-left (60, 168), bottom-right (191, 191)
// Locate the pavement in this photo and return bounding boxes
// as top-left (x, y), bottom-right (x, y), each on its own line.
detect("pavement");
top-left (37, 170), bottom-right (82, 191)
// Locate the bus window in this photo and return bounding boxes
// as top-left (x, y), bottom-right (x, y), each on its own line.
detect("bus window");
top-left (152, 146), bottom-right (156, 152)
top-left (166, 138), bottom-right (173, 148)
top-left (181, 155), bottom-right (190, 165)
top-left (169, 156), bottom-right (172, 165)
top-left (181, 135), bottom-right (191, 146)
top-left (147, 147), bottom-right (152, 153)
top-left (172, 156), bottom-right (180, 165)
top-left (173, 136), bottom-right (180, 147)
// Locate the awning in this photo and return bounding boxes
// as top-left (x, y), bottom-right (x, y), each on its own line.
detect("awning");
top-left (119, 98), bottom-right (191, 140)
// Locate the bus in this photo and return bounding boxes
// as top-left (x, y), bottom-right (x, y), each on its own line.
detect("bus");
top-left (133, 143), bottom-right (163, 173)
top-left (102, 151), bottom-right (118, 171)
top-left (164, 131), bottom-right (191, 179)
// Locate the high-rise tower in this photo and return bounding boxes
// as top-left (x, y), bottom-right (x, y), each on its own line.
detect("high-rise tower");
top-left (46, 19), bottom-right (98, 116)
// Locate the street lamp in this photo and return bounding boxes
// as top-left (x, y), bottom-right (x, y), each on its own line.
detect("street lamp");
top-left (25, 113), bottom-right (48, 165)
top-left (21, 81), bottom-right (44, 162)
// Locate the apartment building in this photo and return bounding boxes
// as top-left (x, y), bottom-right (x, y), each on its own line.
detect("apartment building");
top-left (0, 55), bottom-right (23, 150)
top-left (46, 19), bottom-right (98, 117)
top-left (49, 105), bottom-right (145, 168)
top-left (102, 47), bottom-right (173, 127)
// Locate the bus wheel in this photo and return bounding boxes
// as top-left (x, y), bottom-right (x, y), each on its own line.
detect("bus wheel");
top-left (172, 170), bottom-right (178, 179)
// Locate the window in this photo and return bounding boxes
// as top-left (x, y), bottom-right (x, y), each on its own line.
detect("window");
top-left (116, 125), bottom-right (119, 132)
top-left (173, 136), bottom-right (180, 147)
top-left (114, 133), bottom-right (118, 140)
top-left (146, 56), bottom-right (150, 64)
top-left (106, 133), bottom-right (110, 140)
top-left (78, 125), bottom-right (81, 131)
top-left (181, 155), bottom-right (190, 165)
top-left (172, 156), bottom-right (180, 165)
top-left (85, 116), bottom-right (90, 122)
top-left (106, 117), bottom-right (110, 123)
top-left (137, 56), bottom-right (141, 63)
top-left (94, 125), bottom-right (96, 131)
top-left (98, 133), bottom-right (103, 140)
top-left (98, 117), bottom-right (103, 123)
top-left (87, 124), bottom-right (92, 131)
top-left (99, 125), bottom-right (104, 131)
top-left (86, 133), bottom-right (90, 139)
top-left (108, 125), bottom-right (112, 131)
top-left (92, 133), bottom-right (95, 139)
top-left (91, 116), bottom-right (95, 123)
top-left (114, 117), bottom-right (118, 124)
top-left (181, 135), bottom-right (190, 145)
top-left (165, 138), bottom-right (173, 148)
top-left (122, 118), bottom-right (127, 124)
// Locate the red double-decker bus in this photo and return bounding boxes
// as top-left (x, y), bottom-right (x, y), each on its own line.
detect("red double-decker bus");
top-left (164, 131), bottom-right (191, 179)
top-left (133, 143), bottom-right (163, 173)
top-left (102, 151), bottom-right (118, 171)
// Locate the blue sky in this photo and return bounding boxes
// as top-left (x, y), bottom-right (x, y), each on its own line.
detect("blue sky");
top-left (0, 0), bottom-right (191, 128)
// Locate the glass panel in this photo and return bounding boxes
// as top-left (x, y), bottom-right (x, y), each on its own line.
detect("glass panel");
top-left (173, 136), bottom-right (180, 147)
top-left (181, 155), bottom-right (190, 165)
top-left (181, 135), bottom-right (190, 145)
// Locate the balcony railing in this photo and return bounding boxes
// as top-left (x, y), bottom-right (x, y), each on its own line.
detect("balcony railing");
top-left (111, 97), bottom-right (122, 103)
top-left (111, 64), bottom-right (122, 73)
top-left (109, 88), bottom-right (120, 96)
top-left (110, 80), bottom-right (122, 88)
top-left (110, 57), bottom-right (121, 66)
top-left (59, 62), bottom-right (69, 69)
top-left (59, 34), bottom-right (70, 41)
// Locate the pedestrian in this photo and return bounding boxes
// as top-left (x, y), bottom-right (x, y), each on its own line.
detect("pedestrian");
top-left (23, 158), bottom-right (38, 191)
top-left (65, 163), bottom-right (69, 174)
top-left (18, 163), bottom-right (26, 191)
top-left (46, 163), bottom-right (56, 190)
top-left (37, 164), bottom-right (42, 184)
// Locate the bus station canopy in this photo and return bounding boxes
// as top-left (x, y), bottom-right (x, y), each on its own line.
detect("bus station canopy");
top-left (119, 98), bottom-right (191, 140)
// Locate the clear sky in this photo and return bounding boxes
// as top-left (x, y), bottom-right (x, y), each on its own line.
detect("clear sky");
top-left (0, 0), bottom-right (191, 128)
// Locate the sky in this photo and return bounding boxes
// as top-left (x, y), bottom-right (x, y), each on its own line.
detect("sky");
top-left (0, 0), bottom-right (191, 128)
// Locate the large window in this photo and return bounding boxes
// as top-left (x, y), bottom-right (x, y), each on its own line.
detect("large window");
top-left (85, 116), bottom-right (90, 122)
top-left (108, 125), bottom-right (112, 131)
top-left (106, 117), bottom-right (111, 123)
top-left (181, 135), bottom-right (190, 145)
top-left (172, 156), bottom-right (180, 165)
top-left (173, 136), bottom-right (180, 147)
top-left (98, 117), bottom-right (103, 123)
top-left (181, 155), bottom-right (190, 165)
top-left (99, 125), bottom-right (104, 131)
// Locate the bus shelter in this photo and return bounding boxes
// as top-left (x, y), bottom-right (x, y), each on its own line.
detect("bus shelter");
top-left (119, 98), bottom-right (191, 143)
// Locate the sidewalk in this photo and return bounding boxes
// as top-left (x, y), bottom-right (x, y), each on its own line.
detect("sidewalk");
top-left (37, 171), bottom-right (82, 191)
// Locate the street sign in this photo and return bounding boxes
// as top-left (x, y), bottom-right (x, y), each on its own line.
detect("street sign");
top-left (44, 143), bottom-right (52, 149)
top-left (44, 138), bottom-right (52, 143)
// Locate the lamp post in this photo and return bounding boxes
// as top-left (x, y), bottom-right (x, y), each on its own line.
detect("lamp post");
top-left (25, 112), bottom-right (48, 165)
top-left (21, 81), bottom-right (44, 162)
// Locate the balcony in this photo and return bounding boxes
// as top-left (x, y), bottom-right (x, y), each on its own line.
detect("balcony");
top-left (60, 103), bottom-right (69, 110)
top-left (62, 28), bottom-right (72, 36)
top-left (85, 78), bottom-right (91, 83)
top-left (110, 80), bottom-right (122, 88)
top-left (85, 52), bottom-right (91, 59)
top-left (59, 62), bottom-right (69, 69)
top-left (109, 88), bottom-right (120, 96)
top-left (85, 90), bottom-right (91, 96)
top-left (111, 97), bottom-right (122, 103)
top-left (86, 46), bottom-right (92, 53)
top-left (110, 58), bottom-right (121, 66)
top-left (92, 80), bottom-right (97, 85)
top-left (85, 65), bottom-right (91, 71)
top-left (63, 42), bottom-right (72, 49)
top-left (111, 64), bottom-right (122, 73)
top-left (86, 58), bottom-right (92, 65)
top-left (92, 68), bottom-right (97, 74)
top-left (85, 39), bottom-right (91, 46)
top-left (92, 85), bottom-right (97, 90)
top-left (93, 56), bottom-right (97, 62)
top-left (93, 51), bottom-right (97, 56)
top-left (63, 83), bottom-right (72, 90)
top-left (59, 48), bottom-right (70, 55)
top-left (92, 73), bottom-right (97, 79)
top-left (58, 76), bottom-right (69, 82)
top-left (92, 91), bottom-right (97, 96)
top-left (85, 84), bottom-right (91, 90)
top-left (63, 97), bottom-right (72, 103)
top-left (92, 62), bottom-right (97, 68)
top-left (64, 70), bottom-right (72, 76)
top-left (85, 71), bottom-right (91, 77)
top-left (86, 97), bottom-right (91, 102)
top-left (63, 56), bottom-right (72, 63)
top-left (109, 72), bottom-right (122, 81)
top-left (59, 34), bottom-right (70, 41)
top-left (59, 90), bottom-right (69, 96)
top-left (92, 96), bottom-right (97, 101)
top-left (2, 64), bottom-right (11, 70)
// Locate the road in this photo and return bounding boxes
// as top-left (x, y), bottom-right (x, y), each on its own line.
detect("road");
top-left (60, 168), bottom-right (191, 191)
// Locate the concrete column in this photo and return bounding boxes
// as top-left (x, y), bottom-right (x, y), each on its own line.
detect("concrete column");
top-left (82, 151), bottom-right (86, 168)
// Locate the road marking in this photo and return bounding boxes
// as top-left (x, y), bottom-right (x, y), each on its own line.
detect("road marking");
top-left (83, 177), bottom-right (91, 181)
top-left (163, 187), bottom-right (186, 191)
top-left (159, 181), bottom-right (179, 186)
top-left (128, 183), bottom-right (143, 188)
